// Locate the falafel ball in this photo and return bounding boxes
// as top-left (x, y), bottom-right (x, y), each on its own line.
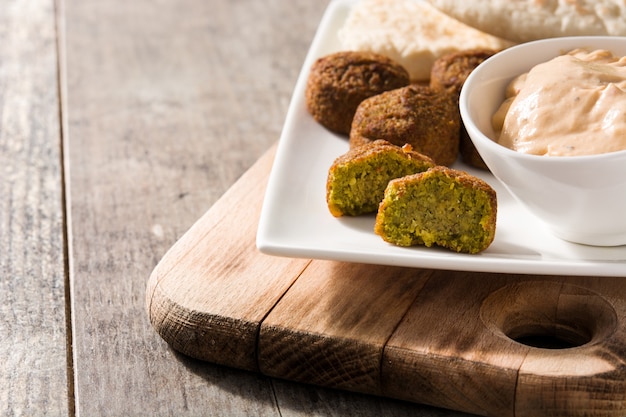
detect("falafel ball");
top-left (430, 49), bottom-right (497, 170)
top-left (430, 49), bottom-right (496, 95)
top-left (459, 129), bottom-right (489, 170)
top-left (349, 84), bottom-right (460, 166)
top-left (305, 51), bottom-right (410, 135)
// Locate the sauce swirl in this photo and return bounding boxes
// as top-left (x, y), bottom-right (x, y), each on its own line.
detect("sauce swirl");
top-left (492, 49), bottom-right (626, 156)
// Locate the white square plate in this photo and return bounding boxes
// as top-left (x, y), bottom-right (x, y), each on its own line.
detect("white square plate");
top-left (256, 0), bottom-right (626, 277)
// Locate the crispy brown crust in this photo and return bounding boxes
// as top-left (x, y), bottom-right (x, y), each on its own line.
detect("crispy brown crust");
top-left (331, 139), bottom-right (434, 167)
top-left (349, 84), bottom-right (460, 166)
top-left (305, 51), bottom-right (410, 135)
top-left (430, 49), bottom-right (497, 170)
top-left (430, 49), bottom-right (497, 95)
top-left (387, 165), bottom-right (496, 200)
top-left (460, 128), bottom-right (489, 170)
top-left (420, 166), bottom-right (496, 203)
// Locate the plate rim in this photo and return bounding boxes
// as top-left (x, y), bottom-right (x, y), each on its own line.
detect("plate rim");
top-left (256, 0), bottom-right (626, 277)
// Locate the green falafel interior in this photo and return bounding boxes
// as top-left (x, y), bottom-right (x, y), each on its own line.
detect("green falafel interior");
top-left (326, 140), bottom-right (434, 217)
top-left (374, 166), bottom-right (497, 253)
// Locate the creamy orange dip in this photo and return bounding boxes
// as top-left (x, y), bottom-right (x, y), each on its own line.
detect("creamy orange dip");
top-left (492, 49), bottom-right (626, 156)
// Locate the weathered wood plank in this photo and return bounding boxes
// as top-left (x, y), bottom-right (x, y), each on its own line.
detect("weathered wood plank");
top-left (0, 0), bottom-right (69, 415)
top-left (147, 143), bottom-right (311, 371)
top-left (382, 272), bottom-right (528, 417)
top-left (62, 0), bottom-right (485, 414)
top-left (61, 0), bottom-right (371, 415)
top-left (146, 130), bottom-right (626, 416)
top-left (147, 143), bottom-right (476, 417)
top-left (259, 261), bottom-right (431, 395)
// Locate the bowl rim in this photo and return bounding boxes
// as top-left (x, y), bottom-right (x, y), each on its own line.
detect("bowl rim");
top-left (459, 36), bottom-right (626, 164)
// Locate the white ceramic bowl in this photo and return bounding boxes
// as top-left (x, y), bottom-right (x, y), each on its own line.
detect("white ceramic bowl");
top-left (460, 36), bottom-right (626, 247)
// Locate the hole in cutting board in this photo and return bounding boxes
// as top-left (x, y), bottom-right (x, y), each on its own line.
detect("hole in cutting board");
top-left (480, 281), bottom-right (617, 350)
top-left (505, 323), bottom-right (591, 349)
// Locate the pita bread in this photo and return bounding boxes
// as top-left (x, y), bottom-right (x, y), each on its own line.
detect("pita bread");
top-left (338, 0), bottom-right (513, 81)
top-left (426, 0), bottom-right (626, 43)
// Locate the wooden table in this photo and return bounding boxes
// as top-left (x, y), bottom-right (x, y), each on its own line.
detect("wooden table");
top-left (1, 0), bottom-right (475, 415)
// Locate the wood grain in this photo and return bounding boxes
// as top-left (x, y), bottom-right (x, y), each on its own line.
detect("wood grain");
top-left (61, 0), bottom-right (465, 415)
top-left (61, 0), bottom-right (325, 413)
top-left (147, 143), bottom-right (311, 371)
top-left (382, 272), bottom-right (527, 417)
top-left (147, 143), bottom-right (626, 416)
top-left (3, 0), bottom-right (477, 415)
top-left (0, 0), bottom-right (69, 415)
top-left (259, 261), bottom-right (431, 395)
top-left (23, 0), bottom-right (622, 414)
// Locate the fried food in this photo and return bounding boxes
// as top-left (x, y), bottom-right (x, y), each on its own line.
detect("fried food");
top-left (430, 49), bottom-right (496, 94)
top-left (349, 84), bottom-right (460, 166)
top-left (459, 130), bottom-right (488, 170)
top-left (305, 51), bottom-right (410, 135)
top-left (430, 49), bottom-right (497, 170)
top-left (374, 166), bottom-right (497, 253)
top-left (326, 140), bottom-right (434, 217)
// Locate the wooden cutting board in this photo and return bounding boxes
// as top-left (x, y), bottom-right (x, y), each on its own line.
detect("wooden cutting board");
top-left (146, 143), bottom-right (626, 417)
